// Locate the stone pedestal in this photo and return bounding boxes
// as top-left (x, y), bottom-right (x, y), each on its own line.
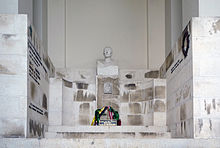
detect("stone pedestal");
top-left (96, 52), bottom-right (120, 112)
top-left (96, 76), bottom-right (120, 110)
top-left (96, 60), bottom-right (119, 76)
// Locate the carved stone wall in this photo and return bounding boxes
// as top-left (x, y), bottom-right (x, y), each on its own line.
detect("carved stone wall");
top-left (119, 70), bottom-right (166, 126)
top-left (160, 22), bottom-right (194, 138)
top-left (0, 15), bottom-right (28, 138)
top-left (161, 17), bottom-right (220, 138)
top-left (0, 14), bottom-right (54, 138)
top-left (50, 69), bottom-right (97, 126)
top-left (52, 68), bottom-right (166, 126)
top-left (97, 76), bottom-right (120, 111)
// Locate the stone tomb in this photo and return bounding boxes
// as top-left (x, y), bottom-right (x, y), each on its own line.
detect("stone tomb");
top-left (47, 68), bottom-right (170, 138)
top-left (47, 47), bottom-right (169, 138)
top-left (49, 69), bottom-right (167, 126)
top-left (0, 15), bottom-right (168, 139)
top-left (2, 14), bottom-right (220, 141)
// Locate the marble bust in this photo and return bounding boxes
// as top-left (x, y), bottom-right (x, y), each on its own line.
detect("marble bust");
top-left (103, 47), bottom-right (113, 63)
top-left (97, 47), bottom-right (118, 76)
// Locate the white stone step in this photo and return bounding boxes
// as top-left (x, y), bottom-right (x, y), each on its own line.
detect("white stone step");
top-left (48, 125), bottom-right (168, 133)
top-left (1, 138), bottom-right (220, 148)
top-left (45, 131), bottom-right (171, 139)
top-left (46, 125), bottom-right (171, 139)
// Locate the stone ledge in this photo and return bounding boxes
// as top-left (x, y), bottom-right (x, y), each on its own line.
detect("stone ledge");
top-left (48, 125), bottom-right (168, 133)
top-left (45, 131), bottom-right (171, 139)
top-left (1, 138), bottom-right (220, 148)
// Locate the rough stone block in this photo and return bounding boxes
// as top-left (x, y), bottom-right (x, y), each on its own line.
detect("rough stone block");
top-left (119, 70), bottom-right (138, 81)
top-left (144, 70), bottom-right (159, 78)
top-left (194, 77), bottom-right (220, 98)
top-left (145, 88), bottom-right (153, 101)
top-left (79, 103), bottom-right (90, 114)
top-left (0, 118), bottom-right (25, 138)
top-left (127, 115), bottom-right (143, 126)
top-left (49, 111), bottom-right (62, 126)
top-left (192, 17), bottom-right (220, 37)
top-left (0, 15), bottom-right (27, 34)
top-left (0, 55), bottom-right (27, 76)
top-left (63, 79), bottom-right (72, 88)
top-left (120, 92), bottom-right (129, 102)
top-left (130, 90), bottom-right (143, 102)
top-left (155, 86), bottom-right (166, 99)
top-left (145, 100), bottom-right (153, 113)
top-left (194, 98), bottom-right (220, 118)
top-left (0, 75), bottom-right (27, 97)
top-left (124, 83), bottom-right (136, 90)
top-left (129, 103), bottom-right (142, 114)
top-left (76, 82), bottom-right (88, 89)
top-left (143, 113), bottom-right (153, 126)
top-left (120, 102), bottom-right (145, 115)
top-left (195, 118), bottom-right (220, 138)
top-left (97, 60), bottom-right (119, 76)
top-left (153, 112), bottom-right (166, 126)
top-left (79, 114), bottom-right (90, 125)
top-left (0, 96), bottom-right (26, 119)
top-left (75, 90), bottom-right (96, 102)
top-left (153, 100), bottom-right (165, 112)
top-left (62, 85), bottom-right (73, 102)
top-left (125, 73), bottom-right (133, 79)
top-left (49, 78), bottom-right (62, 113)
top-left (0, 34), bottom-right (27, 56)
top-left (102, 100), bottom-right (120, 112)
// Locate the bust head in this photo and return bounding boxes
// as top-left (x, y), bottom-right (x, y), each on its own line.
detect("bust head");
top-left (103, 47), bottom-right (113, 59)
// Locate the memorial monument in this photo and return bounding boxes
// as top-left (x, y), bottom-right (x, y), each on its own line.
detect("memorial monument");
top-left (96, 47), bottom-right (120, 112)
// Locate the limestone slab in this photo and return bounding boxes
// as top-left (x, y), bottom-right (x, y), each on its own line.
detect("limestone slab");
top-left (2, 138), bottom-right (220, 148)
top-left (97, 61), bottom-right (119, 76)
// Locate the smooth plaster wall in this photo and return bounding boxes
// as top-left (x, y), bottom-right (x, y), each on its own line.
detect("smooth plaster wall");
top-left (165, 0), bottom-right (171, 58)
top-left (42, 0), bottom-right (48, 52)
top-left (33, 0), bottom-right (48, 52)
top-left (48, 0), bottom-right (166, 70)
top-left (48, 0), bottom-right (66, 68)
top-left (148, 0), bottom-right (165, 69)
top-left (182, 0), bottom-right (199, 30)
top-left (33, 0), bottom-right (42, 41)
top-left (165, 0), bottom-right (182, 57)
top-left (18, 0), bottom-right (33, 23)
top-left (0, 0), bottom-right (18, 14)
top-left (199, 0), bottom-right (220, 17)
top-left (66, 0), bottom-right (147, 69)
top-left (171, 0), bottom-right (182, 54)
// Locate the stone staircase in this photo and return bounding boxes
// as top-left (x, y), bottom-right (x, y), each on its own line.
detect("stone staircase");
top-left (45, 126), bottom-right (171, 139)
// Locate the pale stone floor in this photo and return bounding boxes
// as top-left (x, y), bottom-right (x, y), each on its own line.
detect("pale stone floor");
top-left (1, 138), bottom-right (220, 148)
